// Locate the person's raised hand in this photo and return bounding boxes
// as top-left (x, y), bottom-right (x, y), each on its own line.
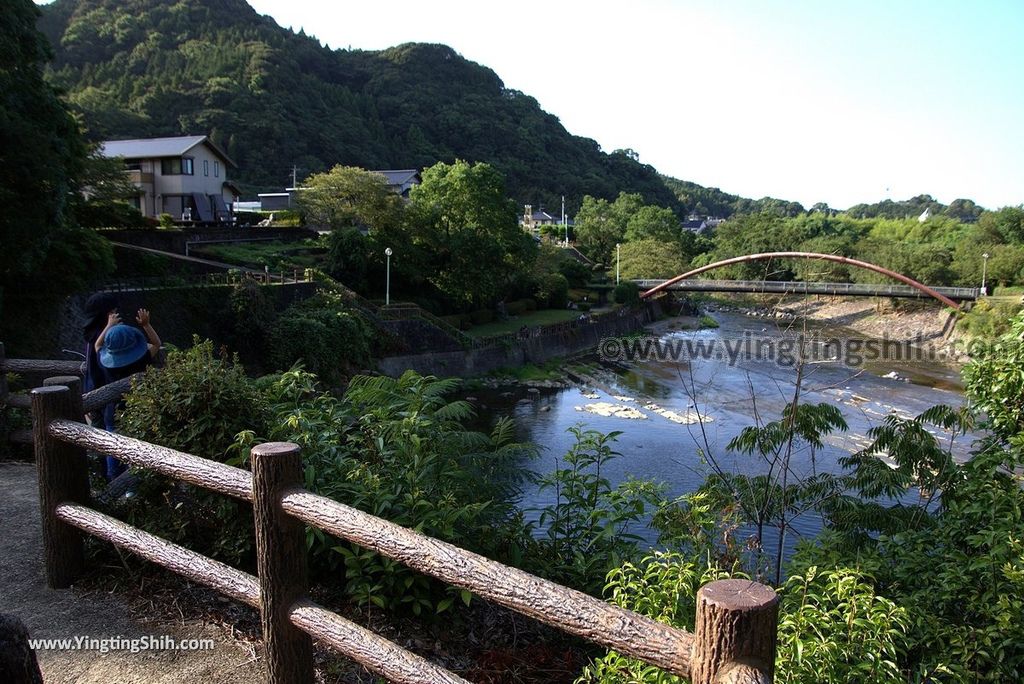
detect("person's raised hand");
top-left (107, 311), bottom-right (121, 326)
top-left (136, 308), bottom-right (151, 326)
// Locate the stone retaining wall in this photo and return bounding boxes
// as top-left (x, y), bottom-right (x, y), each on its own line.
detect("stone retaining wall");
top-left (377, 302), bottom-right (661, 377)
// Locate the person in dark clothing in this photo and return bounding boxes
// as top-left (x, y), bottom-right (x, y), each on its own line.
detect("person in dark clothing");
top-left (95, 308), bottom-right (162, 481)
top-left (82, 293), bottom-right (120, 453)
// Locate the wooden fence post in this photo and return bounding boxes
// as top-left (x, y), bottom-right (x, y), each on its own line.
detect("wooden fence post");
top-left (31, 385), bottom-right (89, 589)
top-left (0, 342), bottom-right (8, 405)
top-left (43, 375), bottom-right (82, 398)
top-left (251, 442), bottom-right (313, 683)
top-left (691, 579), bottom-right (778, 684)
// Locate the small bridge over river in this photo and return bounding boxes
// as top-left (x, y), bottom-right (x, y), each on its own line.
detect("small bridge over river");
top-left (634, 278), bottom-right (980, 302)
top-left (639, 251), bottom-right (979, 309)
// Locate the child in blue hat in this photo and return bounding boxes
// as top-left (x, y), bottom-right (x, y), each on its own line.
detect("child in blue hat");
top-left (95, 308), bottom-right (162, 480)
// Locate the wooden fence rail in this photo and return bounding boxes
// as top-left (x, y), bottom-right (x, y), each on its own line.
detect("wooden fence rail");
top-left (29, 382), bottom-right (778, 683)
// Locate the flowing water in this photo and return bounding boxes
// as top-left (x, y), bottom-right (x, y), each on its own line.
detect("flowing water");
top-left (468, 310), bottom-right (978, 556)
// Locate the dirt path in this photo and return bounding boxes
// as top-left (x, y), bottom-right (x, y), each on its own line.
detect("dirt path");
top-left (0, 462), bottom-right (265, 683)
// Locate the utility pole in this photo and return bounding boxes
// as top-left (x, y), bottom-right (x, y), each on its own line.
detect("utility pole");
top-left (291, 165), bottom-right (297, 188)
top-left (616, 243), bottom-right (621, 285)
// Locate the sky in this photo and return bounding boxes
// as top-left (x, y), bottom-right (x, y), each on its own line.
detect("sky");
top-left (237, 0), bottom-right (1023, 210)
top-left (37, 0), bottom-right (1023, 209)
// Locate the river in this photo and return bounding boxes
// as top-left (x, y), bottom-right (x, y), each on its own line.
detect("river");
top-left (467, 309), bottom-right (978, 556)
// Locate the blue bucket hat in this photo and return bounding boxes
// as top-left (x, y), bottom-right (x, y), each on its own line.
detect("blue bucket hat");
top-left (99, 324), bottom-right (149, 369)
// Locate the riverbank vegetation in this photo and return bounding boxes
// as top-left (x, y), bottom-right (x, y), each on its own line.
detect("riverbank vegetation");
top-left (590, 200), bottom-right (1024, 295)
top-left (98, 311), bottom-right (1024, 681)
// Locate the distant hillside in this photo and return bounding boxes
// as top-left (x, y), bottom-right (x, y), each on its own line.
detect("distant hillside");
top-left (38, 0), bottom-right (697, 214)
top-left (661, 176), bottom-right (805, 218)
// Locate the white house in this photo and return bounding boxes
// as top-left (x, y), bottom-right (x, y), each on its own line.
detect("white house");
top-left (100, 135), bottom-right (239, 222)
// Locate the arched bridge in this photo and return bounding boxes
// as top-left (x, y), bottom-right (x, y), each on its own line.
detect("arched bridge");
top-left (638, 252), bottom-right (979, 310)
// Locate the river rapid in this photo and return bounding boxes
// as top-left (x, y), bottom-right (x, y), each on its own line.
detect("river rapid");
top-left (468, 309), bottom-right (978, 554)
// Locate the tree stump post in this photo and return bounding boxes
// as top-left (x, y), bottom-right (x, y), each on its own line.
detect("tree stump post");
top-left (251, 442), bottom-right (313, 683)
top-left (31, 385), bottom-right (89, 588)
top-left (691, 579), bottom-right (778, 684)
top-left (43, 375), bottom-right (82, 398)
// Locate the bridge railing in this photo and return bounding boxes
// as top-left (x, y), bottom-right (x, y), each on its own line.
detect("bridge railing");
top-left (28, 381), bottom-right (779, 683)
top-left (634, 279), bottom-right (980, 300)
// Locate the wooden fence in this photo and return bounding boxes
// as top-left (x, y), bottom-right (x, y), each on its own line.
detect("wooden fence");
top-left (0, 343), bottom-right (136, 447)
top-left (5, 352), bottom-right (780, 682)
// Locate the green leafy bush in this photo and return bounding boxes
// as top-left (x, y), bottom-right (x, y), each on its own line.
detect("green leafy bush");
top-left (576, 554), bottom-right (910, 684)
top-left (962, 310), bottom-right (1024, 446)
top-left (536, 272), bottom-right (569, 309)
top-left (530, 428), bottom-right (665, 595)
top-left (958, 298), bottom-right (1023, 341)
top-left (117, 339), bottom-right (267, 563)
top-left (559, 258), bottom-right (593, 288)
top-left (268, 292), bottom-right (374, 383)
top-left (612, 281), bottom-right (639, 305)
top-left (235, 369), bottom-right (537, 616)
top-left (76, 200), bottom-right (150, 228)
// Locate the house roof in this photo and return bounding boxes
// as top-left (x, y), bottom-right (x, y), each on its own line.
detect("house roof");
top-left (682, 219), bottom-right (707, 230)
top-left (100, 135), bottom-right (237, 168)
top-left (373, 169), bottom-right (420, 186)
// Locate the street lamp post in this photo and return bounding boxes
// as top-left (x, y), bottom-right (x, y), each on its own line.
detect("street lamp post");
top-left (616, 243), bottom-right (620, 285)
top-left (385, 247), bottom-right (393, 306)
top-left (982, 252), bottom-right (990, 295)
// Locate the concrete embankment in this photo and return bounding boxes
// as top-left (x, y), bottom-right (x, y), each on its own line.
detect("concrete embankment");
top-left (377, 302), bottom-right (662, 377)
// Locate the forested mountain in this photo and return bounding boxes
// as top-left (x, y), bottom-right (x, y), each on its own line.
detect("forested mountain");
top-left (37, 0), bottom-right (694, 213)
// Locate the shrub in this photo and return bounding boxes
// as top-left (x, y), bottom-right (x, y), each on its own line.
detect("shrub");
top-left (612, 281), bottom-right (640, 305)
top-left (530, 428), bottom-right (665, 595)
top-left (559, 258), bottom-right (592, 288)
top-left (958, 298), bottom-right (1022, 340)
top-left (268, 292), bottom-right (373, 383)
top-left (234, 369), bottom-right (537, 616)
top-left (76, 200), bottom-right (150, 228)
top-left (117, 338), bottom-right (267, 564)
top-left (578, 301), bottom-right (592, 312)
top-left (577, 555), bottom-right (909, 684)
top-left (536, 272), bottom-right (569, 309)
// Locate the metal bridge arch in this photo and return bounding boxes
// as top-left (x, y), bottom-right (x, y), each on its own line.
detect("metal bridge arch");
top-left (640, 251), bottom-right (961, 310)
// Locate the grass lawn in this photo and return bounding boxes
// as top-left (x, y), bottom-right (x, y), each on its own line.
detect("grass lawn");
top-left (191, 239), bottom-right (326, 270)
top-left (467, 309), bottom-right (580, 337)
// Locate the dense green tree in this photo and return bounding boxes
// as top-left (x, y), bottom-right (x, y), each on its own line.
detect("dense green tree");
top-left (324, 228), bottom-right (371, 292)
top-left (409, 160), bottom-right (534, 310)
top-left (573, 196), bottom-right (622, 265)
top-left (978, 205), bottom-right (1024, 244)
top-left (0, 0), bottom-right (89, 311)
top-left (295, 166), bottom-right (402, 233)
top-left (574, 192), bottom-right (683, 264)
top-left (853, 238), bottom-right (954, 285)
top-left (624, 205), bottom-right (680, 243)
top-left (985, 244), bottom-right (1024, 286)
top-left (618, 240), bottom-right (688, 280)
top-left (945, 198), bottom-right (984, 222)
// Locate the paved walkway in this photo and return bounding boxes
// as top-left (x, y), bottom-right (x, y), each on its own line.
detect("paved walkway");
top-left (0, 462), bottom-right (265, 683)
